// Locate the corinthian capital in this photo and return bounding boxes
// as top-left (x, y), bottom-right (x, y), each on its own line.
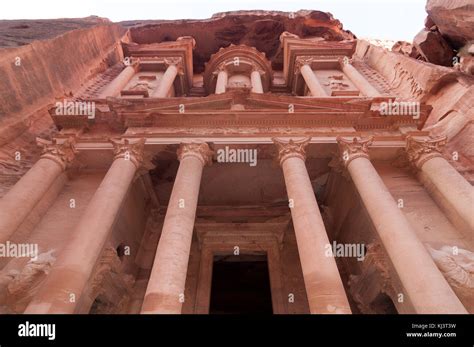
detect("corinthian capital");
top-left (405, 136), bottom-right (447, 170)
top-left (36, 137), bottom-right (77, 170)
top-left (164, 57), bottom-right (185, 75)
top-left (177, 142), bottom-right (214, 166)
top-left (336, 136), bottom-right (373, 167)
top-left (294, 56), bottom-right (315, 74)
top-left (272, 138), bottom-right (311, 165)
top-left (110, 138), bottom-right (145, 169)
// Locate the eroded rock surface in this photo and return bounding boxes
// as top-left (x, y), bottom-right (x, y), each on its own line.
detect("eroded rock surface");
top-left (122, 10), bottom-right (355, 72)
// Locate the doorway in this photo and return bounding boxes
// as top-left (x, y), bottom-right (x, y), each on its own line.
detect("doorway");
top-left (209, 254), bottom-right (273, 314)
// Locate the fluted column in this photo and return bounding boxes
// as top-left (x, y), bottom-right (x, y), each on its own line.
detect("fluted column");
top-left (151, 58), bottom-right (182, 98)
top-left (250, 69), bottom-right (264, 94)
top-left (25, 138), bottom-right (145, 314)
top-left (141, 142), bottom-right (213, 314)
top-left (273, 138), bottom-right (351, 314)
top-left (214, 67), bottom-right (228, 94)
top-left (296, 57), bottom-right (327, 97)
top-left (0, 138), bottom-right (76, 244)
top-left (337, 137), bottom-right (467, 313)
top-left (339, 58), bottom-right (380, 97)
top-left (99, 63), bottom-right (138, 98)
top-left (406, 136), bottom-right (474, 232)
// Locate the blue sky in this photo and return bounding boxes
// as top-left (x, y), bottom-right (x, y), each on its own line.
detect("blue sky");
top-left (2, 0), bottom-right (427, 40)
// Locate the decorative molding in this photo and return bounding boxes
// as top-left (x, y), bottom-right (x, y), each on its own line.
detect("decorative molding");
top-left (36, 137), bottom-right (77, 171)
top-left (336, 136), bottom-right (374, 167)
top-left (177, 142), bottom-right (214, 166)
top-left (110, 138), bottom-right (146, 169)
top-left (272, 137), bottom-right (311, 165)
top-left (405, 136), bottom-right (447, 170)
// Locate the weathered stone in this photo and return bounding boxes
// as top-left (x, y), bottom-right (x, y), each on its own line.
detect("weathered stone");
top-left (426, 0), bottom-right (474, 48)
top-left (391, 41), bottom-right (420, 59)
top-left (413, 28), bottom-right (455, 66)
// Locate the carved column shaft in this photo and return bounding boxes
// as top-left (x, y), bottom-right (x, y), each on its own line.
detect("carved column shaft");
top-left (141, 143), bottom-right (213, 314)
top-left (274, 138), bottom-right (351, 314)
top-left (299, 64), bottom-right (327, 97)
top-left (340, 59), bottom-right (380, 97)
top-left (250, 70), bottom-right (264, 94)
top-left (151, 62), bottom-right (179, 98)
top-left (99, 64), bottom-right (137, 98)
top-left (25, 138), bottom-right (145, 314)
top-left (406, 136), bottom-right (474, 232)
top-left (0, 138), bottom-right (76, 244)
top-left (215, 69), bottom-right (228, 94)
top-left (337, 137), bottom-right (467, 314)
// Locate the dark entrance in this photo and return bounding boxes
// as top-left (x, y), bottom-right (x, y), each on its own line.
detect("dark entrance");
top-left (209, 254), bottom-right (273, 314)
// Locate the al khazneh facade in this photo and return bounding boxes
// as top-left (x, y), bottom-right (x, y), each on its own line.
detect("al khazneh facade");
top-left (0, 12), bottom-right (473, 314)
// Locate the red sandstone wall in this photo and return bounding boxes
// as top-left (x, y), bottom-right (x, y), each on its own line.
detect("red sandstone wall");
top-left (0, 23), bottom-right (127, 147)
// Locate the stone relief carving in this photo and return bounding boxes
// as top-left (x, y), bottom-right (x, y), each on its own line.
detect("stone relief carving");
top-left (348, 242), bottom-right (398, 314)
top-left (87, 246), bottom-right (135, 314)
top-left (390, 62), bottom-right (425, 99)
top-left (427, 245), bottom-right (474, 290)
top-left (0, 250), bottom-right (56, 313)
top-left (324, 74), bottom-right (350, 90)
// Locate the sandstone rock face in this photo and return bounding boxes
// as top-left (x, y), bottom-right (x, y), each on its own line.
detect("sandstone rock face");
top-left (426, 0), bottom-right (474, 48)
top-left (0, 16), bottom-right (111, 48)
top-left (0, 22), bottom-right (126, 146)
top-left (413, 28), bottom-right (455, 66)
top-left (123, 10), bottom-right (355, 73)
top-left (391, 41), bottom-right (420, 59)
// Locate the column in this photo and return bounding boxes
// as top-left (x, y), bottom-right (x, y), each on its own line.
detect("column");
top-left (215, 68), bottom-right (228, 94)
top-left (25, 138), bottom-right (145, 314)
top-left (151, 58), bottom-right (182, 98)
top-left (273, 138), bottom-right (351, 314)
top-left (0, 138), bottom-right (76, 244)
top-left (141, 142), bottom-right (213, 314)
top-left (406, 136), bottom-right (474, 232)
top-left (337, 136), bottom-right (467, 313)
top-left (250, 69), bottom-right (264, 94)
top-left (99, 63), bottom-right (137, 98)
top-left (340, 58), bottom-right (380, 97)
top-left (296, 58), bottom-right (327, 97)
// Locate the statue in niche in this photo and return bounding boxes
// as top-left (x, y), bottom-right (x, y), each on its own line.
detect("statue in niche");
top-left (324, 74), bottom-right (350, 90)
top-left (127, 75), bottom-right (157, 93)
